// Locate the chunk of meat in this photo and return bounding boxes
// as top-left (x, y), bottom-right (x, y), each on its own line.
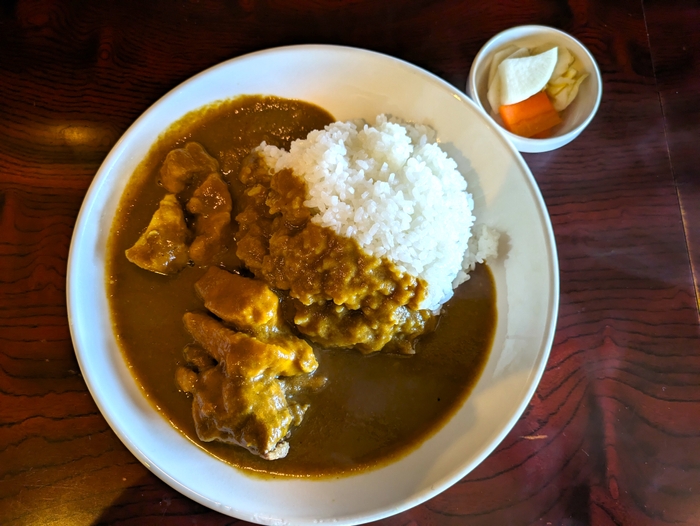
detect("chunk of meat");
top-left (179, 312), bottom-right (320, 460)
top-left (159, 142), bottom-right (219, 194)
top-left (181, 269), bottom-right (323, 460)
top-left (183, 312), bottom-right (317, 379)
top-left (195, 267), bottom-right (279, 335)
top-left (125, 194), bottom-right (190, 274)
top-left (187, 173), bottom-right (233, 265)
top-left (186, 366), bottom-right (293, 459)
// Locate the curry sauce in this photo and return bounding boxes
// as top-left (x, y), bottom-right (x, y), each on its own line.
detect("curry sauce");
top-left (106, 95), bottom-right (497, 477)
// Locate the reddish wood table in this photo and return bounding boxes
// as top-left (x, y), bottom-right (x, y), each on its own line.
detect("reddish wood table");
top-left (2, 1), bottom-right (699, 524)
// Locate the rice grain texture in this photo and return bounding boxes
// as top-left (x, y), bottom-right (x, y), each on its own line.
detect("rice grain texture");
top-left (258, 115), bottom-right (496, 311)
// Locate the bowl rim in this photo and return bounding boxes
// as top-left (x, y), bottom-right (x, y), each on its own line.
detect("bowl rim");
top-left (66, 43), bottom-right (560, 525)
top-left (468, 24), bottom-right (603, 149)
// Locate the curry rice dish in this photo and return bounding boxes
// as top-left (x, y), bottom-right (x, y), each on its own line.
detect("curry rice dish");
top-left (107, 95), bottom-right (498, 477)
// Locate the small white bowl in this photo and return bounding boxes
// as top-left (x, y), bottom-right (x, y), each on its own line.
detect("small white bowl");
top-left (468, 25), bottom-right (602, 153)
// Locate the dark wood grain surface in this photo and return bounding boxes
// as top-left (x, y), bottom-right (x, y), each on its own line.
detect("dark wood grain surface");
top-left (2, 0), bottom-right (699, 524)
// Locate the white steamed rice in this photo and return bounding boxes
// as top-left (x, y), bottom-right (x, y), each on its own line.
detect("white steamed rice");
top-left (257, 115), bottom-right (498, 311)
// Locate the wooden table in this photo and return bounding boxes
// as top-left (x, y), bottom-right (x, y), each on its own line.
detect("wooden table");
top-left (2, 1), bottom-right (699, 524)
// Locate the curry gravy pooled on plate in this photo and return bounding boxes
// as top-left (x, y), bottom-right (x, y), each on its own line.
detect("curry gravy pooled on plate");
top-left (106, 95), bottom-right (498, 477)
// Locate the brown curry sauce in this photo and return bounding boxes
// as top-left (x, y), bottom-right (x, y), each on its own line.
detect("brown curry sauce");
top-left (106, 95), bottom-right (496, 477)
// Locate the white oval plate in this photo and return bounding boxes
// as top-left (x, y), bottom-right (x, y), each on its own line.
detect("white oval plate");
top-left (67, 44), bottom-right (559, 525)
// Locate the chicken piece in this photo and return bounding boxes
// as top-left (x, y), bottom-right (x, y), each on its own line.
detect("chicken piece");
top-left (188, 366), bottom-right (293, 460)
top-left (125, 194), bottom-right (190, 274)
top-left (186, 173), bottom-right (233, 265)
top-left (195, 267), bottom-right (279, 335)
top-left (180, 312), bottom-right (320, 460)
top-left (183, 312), bottom-right (317, 380)
top-left (159, 142), bottom-right (219, 194)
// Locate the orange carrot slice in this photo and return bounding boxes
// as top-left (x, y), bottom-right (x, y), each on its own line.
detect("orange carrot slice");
top-left (531, 128), bottom-right (554, 139)
top-left (499, 91), bottom-right (562, 138)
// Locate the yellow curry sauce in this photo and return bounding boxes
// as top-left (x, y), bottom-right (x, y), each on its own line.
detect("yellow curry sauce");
top-left (106, 95), bottom-right (497, 477)
top-left (235, 153), bottom-right (433, 355)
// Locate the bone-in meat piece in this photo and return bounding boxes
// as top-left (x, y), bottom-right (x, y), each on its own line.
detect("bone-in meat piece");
top-left (195, 267), bottom-right (279, 335)
top-left (125, 194), bottom-right (190, 274)
top-left (183, 312), bottom-right (317, 380)
top-left (180, 312), bottom-right (319, 460)
top-left (187, 173), bottom-right (232, 266)
top-left (159, 142), bottom-right (219, 194)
